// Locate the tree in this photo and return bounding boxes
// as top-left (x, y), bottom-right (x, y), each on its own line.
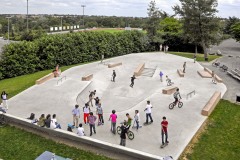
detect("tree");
top-left (173, 0), bottom-right (221, 61)
top-left (224, 16), bottom-right (240, 35)
top-left (146, 0), bottom-right (164, 49)
top-left (231, 22), bottom-right (240, 42)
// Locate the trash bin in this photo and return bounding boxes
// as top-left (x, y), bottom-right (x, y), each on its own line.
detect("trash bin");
top-left (236, 93), bottom-right (240, 103)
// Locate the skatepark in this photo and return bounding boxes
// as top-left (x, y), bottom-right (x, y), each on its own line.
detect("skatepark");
top-left (7, 52), bottom-right (227, 159)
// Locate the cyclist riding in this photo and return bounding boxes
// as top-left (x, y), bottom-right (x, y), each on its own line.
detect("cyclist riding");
top-left (166, 76), bottom-right (173, 86)
top-left (173, 88), bottom-right (182, 105)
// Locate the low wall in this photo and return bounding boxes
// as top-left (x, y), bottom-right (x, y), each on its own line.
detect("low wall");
top-left (3, 113), bottom-right (162, 160)
top-left (36, 73), bottom-right (54, 85)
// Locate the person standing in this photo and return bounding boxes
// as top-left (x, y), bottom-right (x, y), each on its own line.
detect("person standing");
top-left (88, 112), bottom-right (97, 136)
top-left (144, 100), bottom-right (153, 124)
top-left (133, 110), bottom-right (140, 130)
top-left (159, 71), bottom-right (163, 82)
top-left (72, 105), bottom-right (80, 128)
top-left (94, 97), bottom-right (100, 108)
top-left (112, 70), bottom-right (116, 82)
top-left (125, 113), bottom-right (133, 128)
top-left (1, 91), bottom-right (8, 110)
top-left (88, 90), bottom-right (96, 107)
top-left (193, 54), bottom-right (197, 63)
top-left (183, 62), bottom-right (186, 73)
top-left (166, 45), bottom-right (169, 52)
top-left (161, 116), bottom-right (169, 147)
top-left (120, 121), bottom-right (128, 146)
top-left (96, 103), bottom-right (104, 125)
top-left (159, 44), bottom-right (162, 51)
top-left (109, 110), bottom-right (117, 134)
top-left (130, 75), bottom-right (136, 88)
top-left (83, 103), bottom-right (90, 125)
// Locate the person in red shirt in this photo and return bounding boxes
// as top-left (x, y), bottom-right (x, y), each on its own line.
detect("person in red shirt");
top-left (161, 116), bottom-right (169, 145)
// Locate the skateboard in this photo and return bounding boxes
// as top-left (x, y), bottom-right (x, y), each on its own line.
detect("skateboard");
top-left (160, 143), bottom-right (168, 148)
top-left (132, 126), bottom-right (142, 128)
top-left (143, 122), bottom-right (152, 126)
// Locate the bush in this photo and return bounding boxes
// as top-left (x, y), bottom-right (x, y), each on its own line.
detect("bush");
top-left (0, 31), bottom-right (149, 79)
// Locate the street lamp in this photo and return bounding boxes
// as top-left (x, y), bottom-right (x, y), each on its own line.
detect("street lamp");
top-left (6, 17), bottom-right (11, 44)
top-left (27, 0), bottom-right (29, 32)
top-left (81, 5), bottom-right (86, 28)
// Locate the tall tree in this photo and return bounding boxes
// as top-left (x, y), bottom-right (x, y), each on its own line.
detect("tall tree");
top-left (146, 0), bottom-right (164, 49)
top-left (173, 0), bottom-right (221, 60)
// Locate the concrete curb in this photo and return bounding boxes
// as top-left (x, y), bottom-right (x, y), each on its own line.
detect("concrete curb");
top-left (2, 113), bottom-right (163, 160)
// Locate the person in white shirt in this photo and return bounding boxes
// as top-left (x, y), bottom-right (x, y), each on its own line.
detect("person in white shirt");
top-left (50, 114), bottom-right (61, 129)
top-left (144, 100), bottom-right (153, 124)
top-left (83, 103), bottom-right (90, 125)
top-left (1, 91), bottom-right (8, 110)
top-left (77, 123), bottom-right (85, 136)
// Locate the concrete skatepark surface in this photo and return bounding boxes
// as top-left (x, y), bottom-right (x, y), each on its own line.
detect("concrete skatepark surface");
top-left (7, 52), bottom-right (227, 159)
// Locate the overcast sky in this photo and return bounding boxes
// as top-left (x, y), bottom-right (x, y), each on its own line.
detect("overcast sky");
top-left (1, 0), bottom-right (240, 18)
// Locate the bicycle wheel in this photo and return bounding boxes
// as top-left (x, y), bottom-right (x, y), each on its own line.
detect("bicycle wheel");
top-left (169, 103), bottom-right (174, 110)
top-left (178, 102), bottom-right (183, 108)
top-left (117, 126), bottom-right (121, 135)
top-left (128, 131), bottom-right (134, 140)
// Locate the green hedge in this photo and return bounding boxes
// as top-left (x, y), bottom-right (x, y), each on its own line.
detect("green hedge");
top-left (0, 31), bottom-right (150, 79)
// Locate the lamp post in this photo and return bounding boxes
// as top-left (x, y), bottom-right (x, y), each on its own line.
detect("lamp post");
top-left (27, 0), bottom-right (29, 32)
top-left (81, 5), bottom-right (86, 28)
top-left (6, 17), bottom-right (11, 44)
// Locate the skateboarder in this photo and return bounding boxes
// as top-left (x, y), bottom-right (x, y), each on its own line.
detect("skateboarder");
top-left (183, 62), bottom-right (186, 73)
top-left (161, 116), bottom-right (169, 147)
top-left (144, 100), bottom-right (153, 124)
top-left (130, 75), bottom-right (136, 88)
top-left (212, 71), bottom-right (217, 84)
top-left (112, 70), bottom-right (116, 82)
top-left (193, 54), bottom-right (197, 63)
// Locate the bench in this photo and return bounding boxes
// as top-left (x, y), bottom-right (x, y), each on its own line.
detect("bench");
top-left (220, 65), bottom-right (228, 72)
top-left (108, 62), bottom-right (122, 68)
top-left (36, 73), bottom-right (55, 85)
top-left (177, 69), bottom-right (184, 77)
top-left (82, 74), bottom-right (93, 81)
top-left (201, 91), bottom-right (221, 116)
top-left (197, 70), bottom-right (212, 78)
top-left (162, 86), bottom-right (178, 95)
top-left (134, 63), bottom-right (145, 76)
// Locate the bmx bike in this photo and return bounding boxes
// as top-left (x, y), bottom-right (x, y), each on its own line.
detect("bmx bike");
top-left (169, 99), bottom-right (183, 110)
top-left (117, 124), bottom-right (134, 140)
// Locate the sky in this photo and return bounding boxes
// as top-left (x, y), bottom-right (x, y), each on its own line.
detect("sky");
top-left (0, 0), bottom-right (240, 18)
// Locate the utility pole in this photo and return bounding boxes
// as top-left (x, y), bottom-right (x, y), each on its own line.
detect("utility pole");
top-left (61, 16), bottom-right (63, 32)
top-left (6, 17), bottom-right (11, 44)
top-left (27, 0), bottom-right (29, 32)
top-left (81, 5), bottom-right (86, 28)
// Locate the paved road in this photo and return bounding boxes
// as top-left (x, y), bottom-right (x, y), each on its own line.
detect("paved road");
top-left (202, 39), bottom-right (240, 102)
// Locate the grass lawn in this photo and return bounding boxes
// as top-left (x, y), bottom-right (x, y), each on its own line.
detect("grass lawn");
top-left (180, 100), bottom-right (240, 160)
top-left (0, 63), bottom-right (87, 99)
top-left (0, 125), bottom-right (112, 160)
top-left (92, 28), bottom-right (124, 33)
top-left (169, 52), bottom-right (220, 62)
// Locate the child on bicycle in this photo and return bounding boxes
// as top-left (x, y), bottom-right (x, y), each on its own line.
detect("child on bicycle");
top-left (166, 76), bottom-right (172, 86)
top-left (125, 113), bottom-right (132, 129)
top-left (173, 88), bottom-right (182, 105)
